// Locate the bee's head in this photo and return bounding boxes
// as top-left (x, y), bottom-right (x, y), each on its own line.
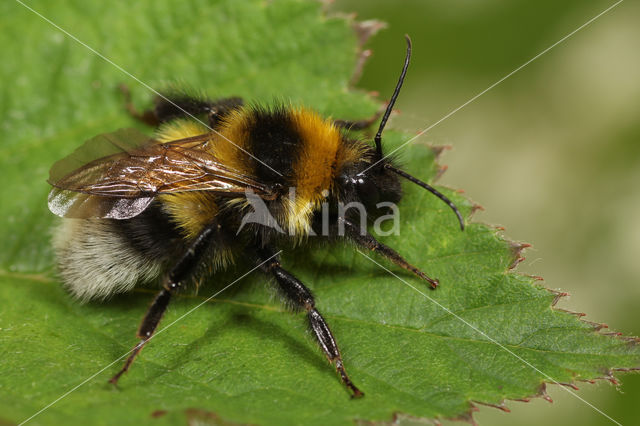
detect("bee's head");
top-left (339, 155), bottom-right (402, 212)
top-left (338, 35), bottom-right (465, 230)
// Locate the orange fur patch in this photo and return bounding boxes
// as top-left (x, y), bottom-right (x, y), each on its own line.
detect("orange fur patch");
top-left (155, 119), bottom-right (209, 143)
top-left (159, 192), bottom-right (218, 239)
top-left (291, 108), bottom-right (342, 204)
top-left (287, 108), bottom-right (360, 236)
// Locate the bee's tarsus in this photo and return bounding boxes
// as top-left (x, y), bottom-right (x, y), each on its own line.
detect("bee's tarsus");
top-left (341, 217), bottom-right (440, 289)
top-left (336, 359), bottom-right (364, 398)
top-left (350, 388), bottom-right (365, 399)
top-left (109, 340), bottom-right (146, 385)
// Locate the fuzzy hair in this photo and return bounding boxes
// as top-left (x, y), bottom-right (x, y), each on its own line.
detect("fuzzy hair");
top-left (52, 219), bottom-right (163, 302)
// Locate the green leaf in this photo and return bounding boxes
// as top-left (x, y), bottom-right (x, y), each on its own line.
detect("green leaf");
top-left (0, 1), bottom-right (638, 425)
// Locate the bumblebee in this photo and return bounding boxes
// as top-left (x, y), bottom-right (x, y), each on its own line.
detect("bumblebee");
top-left (48, 37), bottom-right (464, 397)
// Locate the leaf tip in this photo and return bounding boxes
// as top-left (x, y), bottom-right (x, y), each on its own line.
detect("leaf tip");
top-left (346, 19), bottom-right (387, 86)
top-left (472, 400), bottom-right (511, 413)
top-left (557, 382), bottom-right (580, 391)
top-left (429, 144), bottom-right (452, 161)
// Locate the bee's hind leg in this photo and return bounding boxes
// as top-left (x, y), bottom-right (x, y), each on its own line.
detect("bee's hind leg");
top-left (109, 226), bottom-right (215, 385)
top-left (256, 246), bottom-right (364, 398)
top-left (118, 84), bottom-right (243, 128)
top-left (118, 84), bottom-right (159, 126)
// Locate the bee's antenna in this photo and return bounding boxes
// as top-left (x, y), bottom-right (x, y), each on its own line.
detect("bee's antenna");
top-left (374, 35), bottom-right (412, 160)
top-left (385, 164), bottom-right (465, 231)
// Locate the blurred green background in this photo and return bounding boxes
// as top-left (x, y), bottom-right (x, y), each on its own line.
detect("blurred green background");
top-left (329, 0), bottom-right (640, 425)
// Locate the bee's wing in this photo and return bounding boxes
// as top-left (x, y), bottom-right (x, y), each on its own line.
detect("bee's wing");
top-left (48, 128), bottom-right (272, 219)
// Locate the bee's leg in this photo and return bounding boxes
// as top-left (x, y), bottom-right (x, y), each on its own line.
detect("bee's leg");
top-left (153, 95), bottom-right (244, 128)
top-left (256, 246), bottom-right (364, 398)
top-left (118, 84), bottom-right (159, 126)
top-left (118, 84), bottom-right (243, 127)
top-left (340, 217), bottom-right (439, 288)
top-left (109, 227), bottom-right (215, 385)
top-left (108, 288), bottom-right (171, 384)
top-left (334, 104), bottom-right (385, 131)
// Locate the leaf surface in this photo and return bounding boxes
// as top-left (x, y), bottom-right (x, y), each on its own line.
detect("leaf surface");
top-left (0, 1), bottom-right (638, 425)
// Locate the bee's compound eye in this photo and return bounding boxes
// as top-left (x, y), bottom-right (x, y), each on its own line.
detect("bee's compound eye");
top-left (355, 176), bottom-right (379, 207)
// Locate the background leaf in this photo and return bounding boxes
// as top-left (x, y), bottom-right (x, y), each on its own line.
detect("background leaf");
top-left (330, 1), bottom-right (640, 424)
top-left (1, 1), bottom-right (638, 425)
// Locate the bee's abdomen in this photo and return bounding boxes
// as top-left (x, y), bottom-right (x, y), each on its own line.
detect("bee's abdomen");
top-left (53, 203), bottom-right (184, 302)
top-left (114, 201), bottom-right (185, 259)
